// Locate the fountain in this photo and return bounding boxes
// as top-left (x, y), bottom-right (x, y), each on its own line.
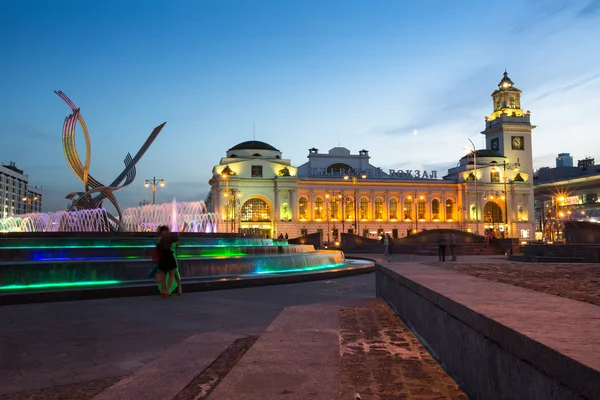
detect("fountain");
top-left (0, 200), bottom-right (217, 233)
top-left (0, 201), bottom-right (372, 295)
top-left (121, 199), bottom-right (217, 233)
top-left (0, 208), bottom-right (112, 233)
top-left (0, 232), bottom-right (373, 294)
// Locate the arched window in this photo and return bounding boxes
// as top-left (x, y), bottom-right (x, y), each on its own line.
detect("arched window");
top-left (509, 96), bottom-right (516, 108)
top-left (404, 198), bottom-right (413, 220)
top-left (360, 198), bottom-right (369, 220)
top-left (374, 198), bottom-right (384, 220)
top-left (314, 197), bottom-right (324, 220)
top-left (240, 198), bottom-right (271, 222)
top-left (446, 199), bottom-right (454, 220)
top-left (418, 198), bottom-right (426, 220)
top-left (330, 197), bottom-right (340, 220)
top-left (344, 197), bottom-right (354, 220)
top-left (389, 198), bottom-right (398, 220)
top-left (484, 201), bottom-right (503, 224)
top-left (326, 163), bottom-right (352, 175)
top-left (431, 199), bottom-right (440, 220)
top-left (298, 197), bottom-right (308, 219)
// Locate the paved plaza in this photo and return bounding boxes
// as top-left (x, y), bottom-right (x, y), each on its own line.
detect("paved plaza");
top-left (0, 273), bottom-right (375, 395)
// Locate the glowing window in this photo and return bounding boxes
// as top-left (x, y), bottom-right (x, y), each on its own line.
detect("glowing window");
top-left (330, 197), bottom-right (339, 219)
top-left (345, 197), bottom-right (354, 219)
top-left (445, 199), bottom-right (454, 220)
top-left (404, 198), bottom-right (412, 220)
top-left (360, 198), bottom-right (369, 219)
top-left (298, 197), bottom-right (308, 219)
top-left (389, 198), bottom-right (398, 219)
top-left (418, 198), bottom-right (426, 219)
top-left (314, 197), bottom-right (324, 219)
top-left (431, 199), bottom-right (440, 219)
top-left (375, 198), bottom-right (383, 219)
top-left (240, 198), bottom-right (271, 222)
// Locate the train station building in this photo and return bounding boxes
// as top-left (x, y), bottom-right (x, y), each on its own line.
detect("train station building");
top-left (209, 72), bottom-right (536, 240)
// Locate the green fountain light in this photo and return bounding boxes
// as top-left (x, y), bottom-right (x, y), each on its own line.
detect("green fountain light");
top-left (0, 280), bottom-right (122, 291)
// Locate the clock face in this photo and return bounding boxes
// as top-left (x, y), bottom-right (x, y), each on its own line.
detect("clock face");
top-left (511, 136), bottom-right (524, 150)
top-left (491, 138), bottom-right (499, 151)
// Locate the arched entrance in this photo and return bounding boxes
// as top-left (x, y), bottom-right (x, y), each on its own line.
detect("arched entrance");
top-left (483, 201), bottom-right (503, 231)
top-left (239, 198), bottom-right (272, 237)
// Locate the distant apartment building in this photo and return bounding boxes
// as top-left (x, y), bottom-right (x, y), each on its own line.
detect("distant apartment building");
top-left (555, 153), bottom-right (573, 168)
top-left (0, 162), bottom-right (43, 218)
top-left (577, 157), bottom-right (595, 171)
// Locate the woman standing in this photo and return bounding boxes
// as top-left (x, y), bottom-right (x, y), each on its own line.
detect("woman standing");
top-left (156, 226), bottom-right (180, 297)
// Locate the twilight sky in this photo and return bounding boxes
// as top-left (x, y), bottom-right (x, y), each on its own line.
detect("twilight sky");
top-left (1, 0), bottom-right (600, 212)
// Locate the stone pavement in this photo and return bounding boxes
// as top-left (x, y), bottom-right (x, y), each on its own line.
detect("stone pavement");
top-left (431, 261), bottom-right (600, 305)
top-left (0, 273), bottom-right (374, 396)
top-left (339, 302), bottom-right (466, 400)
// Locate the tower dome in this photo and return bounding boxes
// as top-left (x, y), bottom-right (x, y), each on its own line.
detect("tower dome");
top-left (226, 140), bottom-right (282, 159)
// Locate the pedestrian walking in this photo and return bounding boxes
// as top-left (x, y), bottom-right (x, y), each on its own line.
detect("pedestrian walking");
top-left (155, 226), bottom-right (180, 298)
top-left (438, 233), bottom-right (446, 262)
top-left (450, 232), bottom-right (456, 262)
top-left (383, 234), bottom-right (390, 255)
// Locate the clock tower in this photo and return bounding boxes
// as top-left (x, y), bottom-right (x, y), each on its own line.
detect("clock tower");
top-left (482, 71), bottom-right (535, 176)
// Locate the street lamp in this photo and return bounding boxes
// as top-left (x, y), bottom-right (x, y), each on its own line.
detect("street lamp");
top-left (343, 173), bottom-right (367, 235)
top-left (490, 159), bottom-right (520, 237)
top-left (465, 139), bottom-right (478, 235)
top-left (144, 177), bottom-right (165, 204)
top-left (225, 189), bottom-right (242, 233)
top-left (21, 196), bottom-right (39, 213)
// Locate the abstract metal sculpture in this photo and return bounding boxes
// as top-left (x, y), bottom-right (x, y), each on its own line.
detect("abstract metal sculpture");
top-left (55, 91), bottom-right (166, 230)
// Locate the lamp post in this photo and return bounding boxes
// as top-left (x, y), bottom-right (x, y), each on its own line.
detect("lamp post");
top-left (144, 177), bottom-right (165, 204)
top-left (490, 159), bottom-right (520, 238)
top-left (324, 192), bottom-right (342, 244)
top-left (467, 139), bottom-right (478, 235)
top-left (343, 173), bottom-right (366, 235)
top-left (226, 189), bottom-right (242, 233)
top-left (21, 195), bottom-right (38, 214)
top-left (221, 173), bottom-right (229, 233)
top-left (325, 193), bottom-right (330, 243)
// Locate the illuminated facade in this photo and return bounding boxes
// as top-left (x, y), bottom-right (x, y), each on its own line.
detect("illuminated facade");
top-left (534, 158), bottom-right (600, 241)
top-left (0, 162), bottom-right (43, 218)
top-left (209, 72), bottom-right (536, 239)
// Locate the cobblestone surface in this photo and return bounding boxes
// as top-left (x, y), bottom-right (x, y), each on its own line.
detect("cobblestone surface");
top-left (339, 303), bottom-right (467, 400)
top-left (0, 376), bottom-right (122, 400)
top-left (431, 262), bottom-right (600, 305)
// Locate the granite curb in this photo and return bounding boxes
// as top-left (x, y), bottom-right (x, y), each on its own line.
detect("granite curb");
top-left (377, 262), bottom-right (600, 400)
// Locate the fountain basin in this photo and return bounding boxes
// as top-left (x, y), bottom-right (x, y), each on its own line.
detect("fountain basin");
top-left (0, 234), bottom-right (372, 292)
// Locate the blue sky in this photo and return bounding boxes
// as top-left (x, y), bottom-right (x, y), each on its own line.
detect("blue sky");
top-left (1, 0), bottom-right (600, 211)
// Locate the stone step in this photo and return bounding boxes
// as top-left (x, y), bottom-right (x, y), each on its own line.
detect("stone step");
top-left (93, 332), bottom-right (245, 400)
top-left (207, 299), bottom-right (466, 400)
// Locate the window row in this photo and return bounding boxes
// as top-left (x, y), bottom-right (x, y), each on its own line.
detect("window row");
top-left (298, 197), bottom-right (455, 221)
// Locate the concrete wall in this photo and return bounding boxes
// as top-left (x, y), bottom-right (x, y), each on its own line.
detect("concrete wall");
top-left (376, 264), bottom-right (599, 400)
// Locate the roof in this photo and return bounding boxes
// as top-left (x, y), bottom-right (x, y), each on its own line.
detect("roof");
top-left (228, 141), bottom-right (279, 152)
top-left (461, 149), bottom-right (506, 159)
